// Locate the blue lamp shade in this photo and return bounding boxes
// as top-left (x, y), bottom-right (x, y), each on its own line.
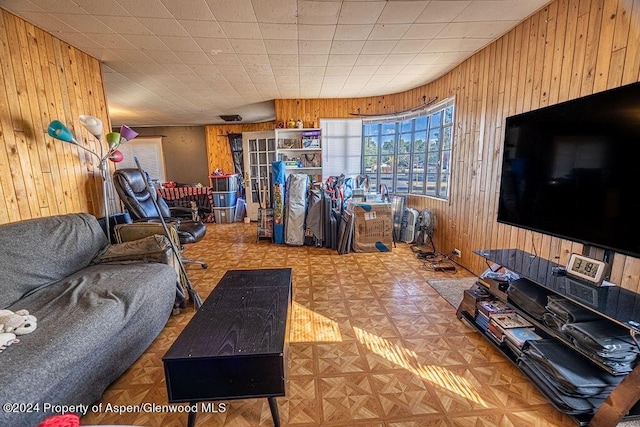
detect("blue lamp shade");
top-left (47, 120), bottom-right (78, 145)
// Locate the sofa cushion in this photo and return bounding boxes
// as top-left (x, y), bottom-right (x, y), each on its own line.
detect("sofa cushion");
top-left (0, 213), bottom-right (108, 309)
top-left (0, 261), bottom-right (176, 427)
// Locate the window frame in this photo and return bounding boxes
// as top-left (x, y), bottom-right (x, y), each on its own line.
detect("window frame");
top-left (361, 98), bottom-right (455, 200)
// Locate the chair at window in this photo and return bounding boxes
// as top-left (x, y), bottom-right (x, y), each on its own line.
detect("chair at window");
top-left (112, 168), bottom-right (208, 269)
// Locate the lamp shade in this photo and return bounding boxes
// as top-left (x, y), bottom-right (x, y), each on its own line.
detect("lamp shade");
top-left (79, 115), bottom-right (103, 140)
top-left (47, 120), bottom-right (78, 144)
top-left (108, 150), bottom-right (124, 163)
top-left (119, 125), bottom-right (138, 142)
top-left (106, 132), bottom-right (121, 149)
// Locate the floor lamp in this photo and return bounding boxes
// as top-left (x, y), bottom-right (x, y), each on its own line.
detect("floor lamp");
top-left (47, 117), bottom-right (138, 242)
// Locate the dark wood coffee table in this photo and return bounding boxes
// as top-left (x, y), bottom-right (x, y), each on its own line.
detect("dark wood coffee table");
top-left (163, 268), bottom-right (292, 426)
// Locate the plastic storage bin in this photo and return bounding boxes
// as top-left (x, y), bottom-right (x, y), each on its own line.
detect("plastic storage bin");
top-left (213, 207), bottom-right (235, 224)
top-left (209, 174), bottom-right (239, 192)
top-left (211, 191), bottom-right (237, 207)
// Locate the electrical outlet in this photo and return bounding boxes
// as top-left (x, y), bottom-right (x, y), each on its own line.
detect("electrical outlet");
top-left (452, 248), bottom-right (462, 258)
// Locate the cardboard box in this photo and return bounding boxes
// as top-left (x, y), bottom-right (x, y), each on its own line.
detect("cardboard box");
top-left (352, 202), bottom-right (393, 252)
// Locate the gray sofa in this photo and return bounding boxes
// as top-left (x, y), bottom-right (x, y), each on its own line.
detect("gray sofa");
top-left (0, 213), bottom-right (178, 427)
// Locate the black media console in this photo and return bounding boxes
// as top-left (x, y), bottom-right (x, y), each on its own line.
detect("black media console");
top-left (457, 249), bottom-right (640, 426)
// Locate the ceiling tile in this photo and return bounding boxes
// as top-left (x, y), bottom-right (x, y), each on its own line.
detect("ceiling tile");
top-left (334, 24), bottom-right (374, 40)
top-left (194, 37), bottom-right (233, 53)
top-left (259, 23), bottom-right (298, 39)
top-left (143, 49), bottom-right (183, 63)
top-left (299, 54), bottom-right (329, 66)
top-left (179, 20), bottom-right (226, 38)
top-left (297, 1), bottom-right (341, 25)
top-left (11, 12), bottom-right (75, 34)
top-left (269, 54), bottom-right (299, 67)
top-left (350, 65), bottom-right (376, 76)
top-left (330, 40), bottom-right (365, 55)
top-left (219, 22), bottom-right (262, 38)
top-left (88, 33), bottom-right (137, 49)
top-left (456, 0), bottom-right (546, 21)
top-left (376, 65), bottom-right (406, 75)
top-left (99, 16), bottom-right (148, 35)
top-left (354, 54), bottom-right (387, 66)
top-left (175, 51), bottom-right (213, 65)
top-left (381, 53), bottom-right (416, 66)
top-left (253, 0), bottom-right (297, 23)
top-left (243, 64), bottom-right (274, 75)
top-left (410, 52), bottom-right (444, 65)
top-left (205, 0), bottom-right (256, 22)
top-left (237, 53), bottom-right (270, 65)
top-left (368, 24), bottom-right (410, 40)
top-left (159, 36), bottom-right (202, 52)
top-left (116, 0), bottom-right (173, 18)
top-left (189, 64), bottom-right (222, 75)
top-left (265, 39), bottom-right (298, 54)
top-left (160, 0), bottom-right (214, 20)
top-left (327, 54), bottom-right (358, 67)
top-left (122, 34), bottom-right (168, 50)
top-left (392, 39), bottom-right (430, 54)
top-left (230, 39), bottom-right (267, 54)
top-left (378, 1), bottom-right (429, 24)
top-left (137, 18), bottom-right (190, 36)
top-left (208, 52), bottom-right (242, 65)
top-left (298, 24), bottom-right (336, 41)
top-left (403, 23), bottom-right (447, 39)
top-left (323, 75), bottom-right (348, 85)
top-left (300, 67), bottom-right (325, 77)
top-left (338, 1), bottom-right (385, 25)
top-left (361, 40), bottom-right (397, 55)
top-left (19, 0), bottom-right (82, 14)
top-left (437, 21), bottom-right (518, 39)
top-left (271, 66), bottom-right (299, 76)
top-left (299, 40), bottom-right (332, 54)
top-left (78, 0), bottom-right (129, 15)
top-left (424, 37), bottom-right (491, 53)
top-left (415, 1), bottom-right (471, 23)
top-left (53, 13), bottom-right (114, 34)
top-left (324, 67), bottom-right (351, 76)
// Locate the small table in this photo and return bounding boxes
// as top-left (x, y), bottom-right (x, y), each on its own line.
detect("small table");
top-left (163, 268), bottom-right (292, 427)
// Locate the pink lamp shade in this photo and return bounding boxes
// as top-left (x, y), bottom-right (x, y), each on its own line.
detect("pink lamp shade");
top-left (108, 150), bottom-right (124, 162)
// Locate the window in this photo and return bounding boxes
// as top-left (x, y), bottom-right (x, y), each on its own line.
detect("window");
top-left (362, 99), bottom-right (455, 199)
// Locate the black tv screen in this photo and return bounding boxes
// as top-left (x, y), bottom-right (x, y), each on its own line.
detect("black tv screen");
top-left (497, 81), bottom-right (640, 258)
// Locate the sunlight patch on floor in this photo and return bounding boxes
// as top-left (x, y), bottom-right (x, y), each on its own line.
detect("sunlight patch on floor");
top-left (354, 326), bottom-right (487, 407)
top-left (290, 301), bottom-right (343, 343)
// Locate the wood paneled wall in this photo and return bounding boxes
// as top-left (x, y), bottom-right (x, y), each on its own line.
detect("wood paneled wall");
top-left (270, 0), bottom-right (639, 291)
top-left (205, 122), bottom-right (275, 175)
top-left (0, 9), bottom-right (112, 225)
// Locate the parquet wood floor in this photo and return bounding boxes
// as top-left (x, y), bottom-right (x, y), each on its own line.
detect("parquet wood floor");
top-left (81, 223), bottom-right (574, 427)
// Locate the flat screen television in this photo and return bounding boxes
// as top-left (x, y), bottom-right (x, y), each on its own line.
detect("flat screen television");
top-left (497, 81), bottom-right (640, 258)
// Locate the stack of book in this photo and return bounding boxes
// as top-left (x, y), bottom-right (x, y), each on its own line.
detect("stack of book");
top-left (488, 312), bottom-right (542, 355)
top-left (475, 299), bottom-right (513, 342)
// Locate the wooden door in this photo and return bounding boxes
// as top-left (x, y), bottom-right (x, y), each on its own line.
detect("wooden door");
top-left (242, 131), bottom-right (276, 221)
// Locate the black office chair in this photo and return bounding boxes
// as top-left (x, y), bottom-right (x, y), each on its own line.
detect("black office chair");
top-left (113, 168), bottom-right (208, 268)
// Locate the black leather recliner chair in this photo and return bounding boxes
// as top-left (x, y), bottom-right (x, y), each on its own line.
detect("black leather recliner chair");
top-left (112, 168), bottom-right (207, 268)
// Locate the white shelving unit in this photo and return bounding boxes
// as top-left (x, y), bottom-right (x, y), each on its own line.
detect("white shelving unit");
top-left (275, 128), bottom-right (322, 183)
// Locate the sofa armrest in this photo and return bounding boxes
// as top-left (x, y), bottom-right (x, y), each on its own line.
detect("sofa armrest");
top-left (97, 235), bottom-right (172, 264)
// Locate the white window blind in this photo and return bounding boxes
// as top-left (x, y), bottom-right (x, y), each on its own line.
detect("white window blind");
top-left (320, 118), bottom-right (363, 181)
top-left (116, 136), bottom-right (166, 182)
